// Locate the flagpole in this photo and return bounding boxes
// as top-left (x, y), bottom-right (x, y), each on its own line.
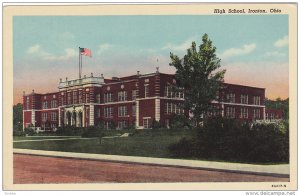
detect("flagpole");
top-left (79, 47), bottom-right (81, 79)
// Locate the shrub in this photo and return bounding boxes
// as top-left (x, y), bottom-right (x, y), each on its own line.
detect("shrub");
top-left (24, 127), bottom-right (35, 136)
top-left (152, 120), bottom-right (162, 129)
top-left (169, 117), bottom-right (289, 163)
top-left (13, 130), bottom-right (25, 136)
top-left (169, 114), bottom-right (191, 129)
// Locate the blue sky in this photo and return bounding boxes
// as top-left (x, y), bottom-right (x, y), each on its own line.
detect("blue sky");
top-left (13, 15), bottom-right (289, 103)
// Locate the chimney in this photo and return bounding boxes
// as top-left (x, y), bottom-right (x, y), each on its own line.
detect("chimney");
top-left (60, 78), bottom-right (62, 82)
top-left (91, 72), bottom-right (93, 77)
top-left (32, 89), bottom-right (35, 94)
top-left (101, 74), bottom-right (104, 78)
top-left (137, 71), bottom-right (140, 76)
top-left (156, 67), bottom-right (159, 73)
top-left (65, 77), bottom-right (68, 81)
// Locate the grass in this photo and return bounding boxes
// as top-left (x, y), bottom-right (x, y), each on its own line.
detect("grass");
top-left (13, 129), bottom-right (197, 158)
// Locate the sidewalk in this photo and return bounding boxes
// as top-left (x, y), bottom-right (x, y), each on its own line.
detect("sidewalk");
top-left (13, 148), bottom-right (289, 177)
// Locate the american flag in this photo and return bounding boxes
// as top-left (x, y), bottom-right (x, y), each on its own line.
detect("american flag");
top-left (80, 47), bottom-right (92, 57)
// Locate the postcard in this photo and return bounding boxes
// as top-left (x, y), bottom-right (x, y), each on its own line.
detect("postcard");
top-left (3, 3), bottom-right (297, 191)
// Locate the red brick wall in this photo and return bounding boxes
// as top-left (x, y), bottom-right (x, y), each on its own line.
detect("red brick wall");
top-left (23, 111), bottom-right (31, 128)
top-left (139, 99), bottom-right (155, 126)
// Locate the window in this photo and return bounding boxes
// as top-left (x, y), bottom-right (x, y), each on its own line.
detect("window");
top-left (73, 91), bottom-right (78, 104)
top-left (118, 91), bottom-right (127, 101)
top-left (42, 101), bottom-right (48, 109)
top-left (270, 113), bottom-right (275, 120)
top-left (165, 85), bottom-right (172, 98)
top-left (51, 112), bottom-right (57, 121)
top-left (97, 108), bottom-right (101, 118)
top-left (67, 93), bottom-right (72, 105)
top-left (165, 102), bottom-right (183, 114)
top-left (86, 93), bottom-right (89, 103)
top-left (42, 113), bottom-right (48, 122)
top-left (104, 93), bottom-right (113, 103)
top-left (240, 107), bottom-right (248, 118)
top-left (78, 91), bottom-right (83, 104)
top-left (96, 94), bottom-right (101, 103)
top-left (132, 105), bottom-right (136, 116)
top-left (51, 100), bottom-right (57, 108)
top-left (132, 90), bottom-right (137, 100)
top-left (86, 108), bottom-right (89, 118)
top-left (26, 97), bottom-right (30, 109)
top-left (104, 107), bottom-right (113, 118)
top-left (253, 109), bottom-right (261, 119)
top-left (145, 85), bottom-right (149, 98)
top-left (241, 94), bottom-right (248, 104)
top-left (118, 121), bottom-right (127, 129)
top-left (143, 118), bottom-right (151, 129)
top-left (118, 106), bottom-right (127, 117)
top-left (165, 85), bottom-right (184, 99)
top-left (226, 93), bottom-right (235, 103)
top-left (253, 96), bottom-right (260, 105)
top-left (226, 107), bottom-right (235, 118)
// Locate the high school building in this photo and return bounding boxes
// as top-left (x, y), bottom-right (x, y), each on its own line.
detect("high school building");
top-left (22, 69), bottom-right (282, 130)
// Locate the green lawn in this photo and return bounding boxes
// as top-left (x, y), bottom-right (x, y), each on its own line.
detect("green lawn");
top-left (13, 129), bottom-right (196, 158)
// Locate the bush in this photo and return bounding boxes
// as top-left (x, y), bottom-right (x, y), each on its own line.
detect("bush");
top-left (170, 114), bottom-right (191, 129)
top-left (13, 130), bottom-right (25, 136)
top-left (169, 117), bottom-right (289, 163)
top-left (24, 127), bottom-right (35, 136)
top-left (152, 120), bottom-right (162, 129)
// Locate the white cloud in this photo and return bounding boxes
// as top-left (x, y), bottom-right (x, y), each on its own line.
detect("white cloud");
top-left (219, 43), bottom-right (256, 59)
top-left (274, 35), bottom-right (288, 48)
top-left (264, 51), bottom-right (286, 57)
top-left (162, 36), bottom-right (197, 51)
top-left (44, 48), bottom-right (77, 60)
top-left (26, 45), bottom-right (76, 60)
top-left (97, 43), bottom-right (113, 54)
top-left (27, 44), bottom-right (41, 54)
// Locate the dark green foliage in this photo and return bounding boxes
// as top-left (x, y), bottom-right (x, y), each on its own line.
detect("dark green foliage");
top-left (169, 118), bottom-right (289, 163)
top-left (169, 114), bottom-right (191, 129)
top-left (24, 127), bottom-right (35, 136)
top-left (152, 120), bottom-right (162, 129)
top-left (13, 103), bottom-right (23, 132)
top-left (81, 126), bottom-right (105, 138)
top-left (55, 126), bottom-right (86, 136)
top-left (169, 34), bottom-right (226, 125)
top-left (265, 98), bottom-right (289, 119)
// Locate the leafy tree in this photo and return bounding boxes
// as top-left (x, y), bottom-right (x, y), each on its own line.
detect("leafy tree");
top-left (169, 34), bottom-right (226, 125)
top-left (13, 103), bottom-right (23, 131)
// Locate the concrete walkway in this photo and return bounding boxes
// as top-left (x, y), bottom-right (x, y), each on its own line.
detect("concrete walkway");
top-left (13, 148), bottom-right (289, 177)
top-left (13, 138), bottom-right (98, 143)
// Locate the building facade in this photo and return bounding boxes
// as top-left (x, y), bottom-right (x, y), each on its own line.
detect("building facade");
top-left (23, 70), bottom-right (269, 130)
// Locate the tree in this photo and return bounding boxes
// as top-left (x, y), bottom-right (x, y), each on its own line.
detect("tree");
top-left (13, 103), bottom-right (23, 131)
top-left (169, 34), bottom-right (226, 125)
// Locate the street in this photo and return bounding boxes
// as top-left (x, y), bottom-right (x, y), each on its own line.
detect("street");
top-left (13, 154), bottom-right (289, 183)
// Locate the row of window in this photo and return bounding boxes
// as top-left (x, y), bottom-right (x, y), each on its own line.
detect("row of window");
top-left (226, 93), bottom-right (261, 105)
top-left (101, 105), bottom-right (137, 118)
top-left (42, 100), bottom-right (58, 109)
top-left (164, 86), bottom-right (184, 99)
top-left (225, 107), bottom-right (261, 119)
top-left (41, 112), bottom-right (57, 122)
top-left (164, 102), bottom-right (184, 114)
